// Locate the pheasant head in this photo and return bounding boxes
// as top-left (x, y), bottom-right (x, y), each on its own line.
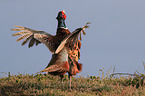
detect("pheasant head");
top-left (56, 10), bottom-right (67, 29)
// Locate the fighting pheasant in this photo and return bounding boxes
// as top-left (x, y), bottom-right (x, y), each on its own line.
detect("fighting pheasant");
top-left (12, 10), bottom-right (90, 89)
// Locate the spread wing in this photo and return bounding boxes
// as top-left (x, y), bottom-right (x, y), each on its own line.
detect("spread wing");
top-left (55, 22), bottom-right (90, 75)
top-left (55, 22), bottom-right (90, 54)
top-left (12, 25), bottom-right (52, 49)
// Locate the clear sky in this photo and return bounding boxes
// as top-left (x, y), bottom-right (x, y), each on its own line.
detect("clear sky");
top-left (0, 0), bottom-right (145, 77)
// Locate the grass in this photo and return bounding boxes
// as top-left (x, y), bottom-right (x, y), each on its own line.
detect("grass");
top-left (0, 72), bottom-right (145, 96)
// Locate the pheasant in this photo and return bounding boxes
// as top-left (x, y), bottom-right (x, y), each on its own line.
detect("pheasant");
top-left (12, 10), bottom-right (90, 89)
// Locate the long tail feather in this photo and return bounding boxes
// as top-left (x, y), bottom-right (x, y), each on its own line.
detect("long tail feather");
top-left (33, 65), bottom-right (68, 75)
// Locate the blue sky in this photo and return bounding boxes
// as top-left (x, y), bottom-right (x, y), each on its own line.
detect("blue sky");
top-left (0, 0), bottom-right (145, 77)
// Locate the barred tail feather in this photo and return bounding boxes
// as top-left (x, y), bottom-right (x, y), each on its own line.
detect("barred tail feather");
top-left (34, 65), bottom-right (68, 75)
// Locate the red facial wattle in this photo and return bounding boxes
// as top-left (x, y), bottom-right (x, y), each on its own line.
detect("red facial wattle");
top-left (61, 11), bottom-right (66, 19)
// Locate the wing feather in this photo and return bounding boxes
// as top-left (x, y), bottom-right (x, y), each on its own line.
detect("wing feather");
top-left (29, 37), bottom-right (36, 48)
top-left (36, 40), bottom-right (41, 46)
top-left (22, 35), bottom-right (33, 46)
top-left (12, 32), bottom-right (29, 36)
top-left (55, 22), bottom-right (90, 54)
top-left (16, 34), bottom-right (31, 41)
top-left (12, 25), bottom-right (52, 48)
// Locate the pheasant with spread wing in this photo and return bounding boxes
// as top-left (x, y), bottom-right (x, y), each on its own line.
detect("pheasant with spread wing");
top-left (12, 10), bottom-right (90, 89)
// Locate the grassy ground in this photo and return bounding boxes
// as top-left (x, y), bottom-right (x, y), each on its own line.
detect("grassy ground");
top-left (0, 72), bottom-right (145, 96)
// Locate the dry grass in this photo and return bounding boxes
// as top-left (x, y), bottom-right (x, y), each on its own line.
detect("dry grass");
top-left (0, 72), bottom-right (145, 96)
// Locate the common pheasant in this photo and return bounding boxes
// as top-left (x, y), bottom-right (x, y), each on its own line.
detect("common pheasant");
top-left (12, 10), bottom-right (90, 89)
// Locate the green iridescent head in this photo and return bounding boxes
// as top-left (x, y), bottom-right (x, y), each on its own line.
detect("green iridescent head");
top-left (56, 10), bottom-right (67, 29)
